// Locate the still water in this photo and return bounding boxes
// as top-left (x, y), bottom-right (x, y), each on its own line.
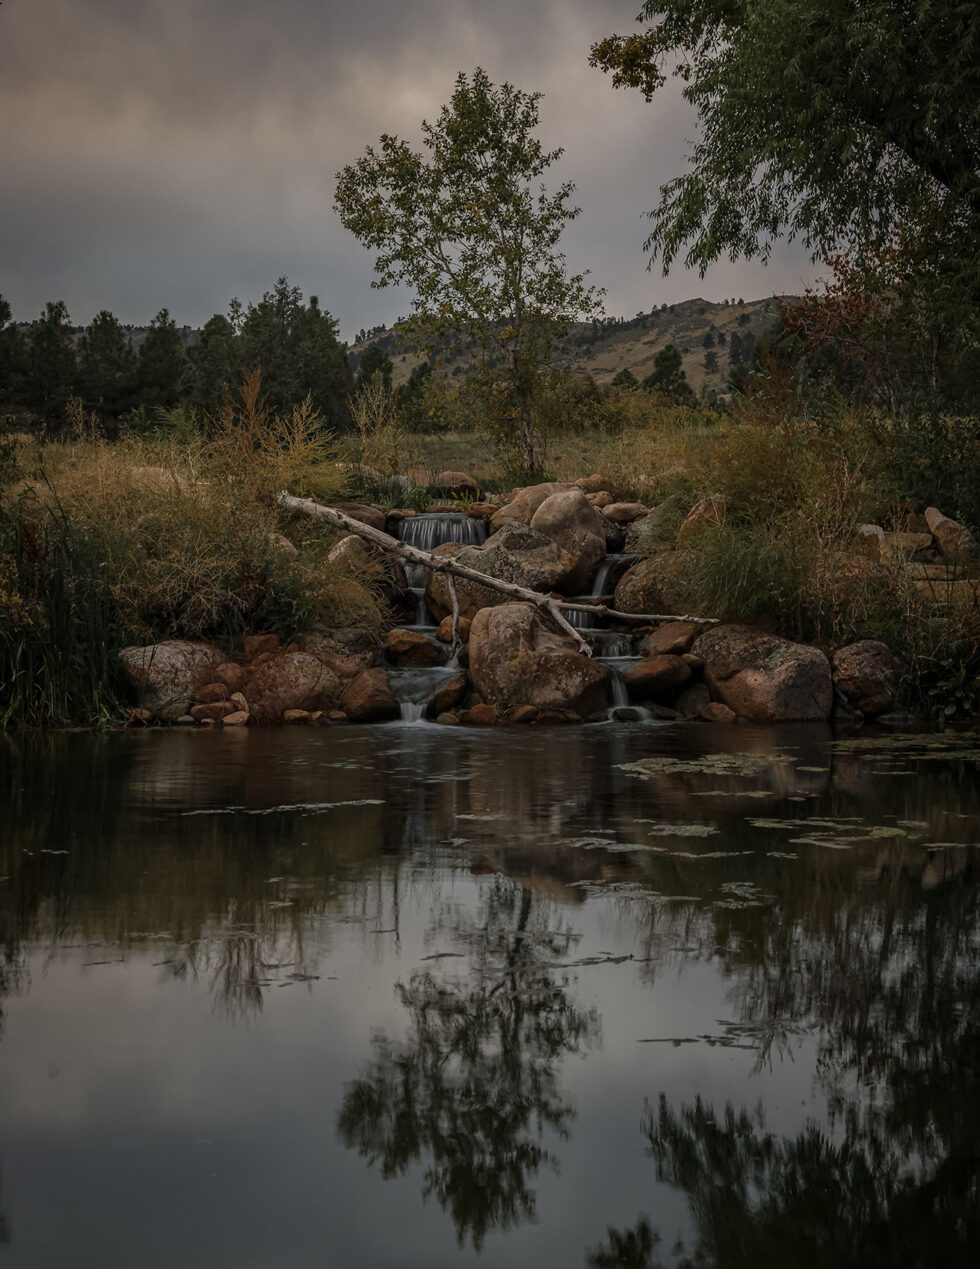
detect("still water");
top-left (0, 722), bottom-right (978, 1267)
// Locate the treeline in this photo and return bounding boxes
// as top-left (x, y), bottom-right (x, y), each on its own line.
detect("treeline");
top-left (0, 278), bottom-right (361, 433)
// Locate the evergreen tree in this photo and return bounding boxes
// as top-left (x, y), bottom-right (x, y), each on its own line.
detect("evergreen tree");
top-left (136, 309), bottom-right (186, 410)
top-left (186, 313), bottom-right (240, 416)
top-left (26, 301), bottom-right (77, 424)
top-left (77, 310), bottom-right (134, 417)
top-left (642, 343), bottom-right (694, 403)
top-left (354, 343), bottom-right (394, 393)
top-left (0, 296), bottom-right (27, 403)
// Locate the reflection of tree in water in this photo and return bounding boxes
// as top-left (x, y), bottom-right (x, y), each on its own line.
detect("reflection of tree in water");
top-left (337, 877), bottom-right (600, 1249)
top-left (589, 877), bottom-right (980, 1268)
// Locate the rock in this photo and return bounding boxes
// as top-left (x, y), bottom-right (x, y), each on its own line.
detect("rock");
top-left (613, 555), bottom-right (691, 616)
top-left (341, 668), bottom-right (399, 722)
top-left (676, 495), bottom-right (727, 545)
top-left (626, 502), bottom-right (688, 554)
top-left (601, 519), bottom-right (627, 552)
top-left (925, 507), bottom-right (973, 559)
top-left (624, 654), bottom-right (693, 703)
top-left (682, 653), bottom-right (705, 673)
top-left (466, 501), bottom-right (495, 520)
top-left (433, 470), bottom-right (479, 494)
top-left (674, 682), bottom-right (712, 717)
top-left (191, 700), bottom-right (235, 722)
top-left (214, 662), bottom-right (248, 694)
top-left (602, 502), bottom-right (650, 525)
top-left (510, 705), bottom-right (539, 724)
top-left (489, 482), bottom-right (575, 533)
top-left (246, 652), bottom-right (341, 722)
top-left (222, 710), bottom-right (250, 727)
top-left (857, 526), bottom-right (933, 562)
top-left (328, 535), bottom-right (407, 587)
top-left (436, 615), bottom-right (472, 643)
top-left (328, 710), bottom-right (348, 723)
top-left (244, 633), bottom-right (281, 660)
top-left (855, 524), bottom-right (886, 559)
top-left (195, 681), bottom-right (231, 705)
top-left (641, 620), bottom-right (702, 656)
top-left (301, 629), bottom-right (379, 678)
top-left (469, 603), bottom-right (610, 715)
top-left (175, 715), bottom-right (196, 726)
top-left (230, 692), bottom-right (248, 712)
top-left (429, 673), bottom-right (468, 715)
top-left (530, 489), bottom-right (608, 593)
top-left (119, 640), bottom-right (224, 722)
top-left (574, 475), bottom-right (608, 494)
top-left (588, 491), bottom-right (614, 509)
top-left (464, 703), bottom-right (498, 726)
top-left (270, 532), bottom-right (299, 557)
top-left (283, 709), bottom-right (311, 723)
top-left (424, 523), bottom-right (576, 622)
top-left (692, 624), bottom-right (833, 721)
top-left (436, 712), bottom-right (461, 726)
top-left (385, 628), bottom-right (449, 668)
top-left (334, 501), bottom-right (386, 533)
top-left (832, 640), bottom-right (906, 717)
top-left (700, 701), bottom-right (737, 723)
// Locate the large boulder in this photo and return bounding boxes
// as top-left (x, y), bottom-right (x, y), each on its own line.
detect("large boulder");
top-left (425, 523), bottom-right (576, 622)
top-left (692, 624), bottom-right (832, 721)
top-left (676, 495), bottom-right (727, 546)
top-left (529, 488), bottom-right (608, 593)
top-left (613, 554), bottom-right (692, 616)
top-left (602, 502), bottom-right (650, 525)
top-left (385, 628), bottom-right (449, 668)
top-left (341, 668), bottom-right (399, 722)
top-left (301, 629), bottom-right (379, 678)
top-left (624, 654), bottom-right (693, 703)
top-left (469, 603), bottom-right (610, 715)
top-left (245, 652), bottom-right (341, 722)
top-left (925, 507), bottom-right (973, 559)
top-left (119, 640), bottom-right (223, 721)
top-left (640, 621), bottom-right (702, 656)
top-left (832, 640), bottom-right (906, 717)
top-left (333, 502), bottom-right (386, 532)
top-left (489, 482), bottom-right (575, 534)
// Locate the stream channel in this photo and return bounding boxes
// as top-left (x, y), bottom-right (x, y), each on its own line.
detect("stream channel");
top-left (0, 721), bottom-right (978, 1266)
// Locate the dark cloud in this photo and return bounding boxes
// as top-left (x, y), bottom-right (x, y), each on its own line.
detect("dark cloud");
top-left (1, 1), bottom-right (816, 334)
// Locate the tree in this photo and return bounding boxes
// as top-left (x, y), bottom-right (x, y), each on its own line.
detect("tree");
top-left (354, 343), bottom-right (393, 393)
top-left (26, 301), bottom-right (77, 424)
top-left (239, 280), bottom-right (353, 430)
top-left (590, 3), bottom-right (980, 315)
top-left (136, 309), bottom-right (186, 410)
top-left (642, 343), bottom-right (694, 403)
top-left (0, 296), bottom-right (27, 403)
top-left (335, 67), bottom-right (603, 476)
top-left (186, 312), bottom-right (241, 417)
top-left (77, 310), bottom-right (134, 418)
top-left (611, 367), bottom-right (639, 390)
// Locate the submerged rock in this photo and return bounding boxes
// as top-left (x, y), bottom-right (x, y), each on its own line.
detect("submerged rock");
top-left (469, 603), bottom-right (610, 715)
top-left (693, 624), bottom-right (832, 722)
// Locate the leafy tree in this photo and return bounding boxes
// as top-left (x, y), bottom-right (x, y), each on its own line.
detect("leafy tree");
top-left (0, 296), bottom-right (27, 403)
top-left (354, 343), bottom-right (393, 393)
top-left (186, 313), bottom-right (241, 417)
top-left (335, 67), bottom-right (603, 476)
top-left (136, 309), bottom-right (186, 410)
top-left (590, 3), bottom-right (980, 318)
top-left (26, 301), bottom-right (77, 424)
top-left (642, 343), bottom-right (694, 403)
top-left (77, 310), bottom-right (134, 417)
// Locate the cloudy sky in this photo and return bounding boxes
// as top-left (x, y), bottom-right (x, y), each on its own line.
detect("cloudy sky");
top-left (2, 1), bottom-right (818, 338)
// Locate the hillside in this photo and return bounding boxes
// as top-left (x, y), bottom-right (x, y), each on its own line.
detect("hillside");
top-left (352, 295), bottom-right (794, 392)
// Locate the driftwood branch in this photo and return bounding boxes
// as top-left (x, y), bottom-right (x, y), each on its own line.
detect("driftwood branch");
top-left (278, 493), bottom-right (718, 651)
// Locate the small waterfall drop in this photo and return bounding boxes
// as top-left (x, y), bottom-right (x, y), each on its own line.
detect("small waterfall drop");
top-left (397, 514), bottom-right (488, 588)
top-left (386, 666), bottom-right (460, 724)
top-left (560, 553), bottom-right (638, 630)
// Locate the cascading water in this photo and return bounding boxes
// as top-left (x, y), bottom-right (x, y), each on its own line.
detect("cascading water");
top-left (386, 666), bottom-right (461, 724)
top-left (560, 553), bottom-right (638, 630)
top-left (397, 514), bottom-right (488, 587)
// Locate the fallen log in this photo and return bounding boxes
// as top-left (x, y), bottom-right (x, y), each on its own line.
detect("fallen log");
top-left (278, 492), bottom-right (718, 654)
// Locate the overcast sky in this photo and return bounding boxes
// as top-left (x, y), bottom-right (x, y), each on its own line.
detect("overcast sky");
top-left (2, 1), bottom-right (819, 339)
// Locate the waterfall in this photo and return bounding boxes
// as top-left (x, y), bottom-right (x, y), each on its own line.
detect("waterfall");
top-left (397, 513), bottom-right (488, 588)
top-left (386, 666), bottom-right (460, 724)
top-left (560, 553), bottom-right (639, 631)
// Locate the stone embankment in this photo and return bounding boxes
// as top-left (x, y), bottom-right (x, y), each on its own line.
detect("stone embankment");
top-left (120, 475), bottom-right (975, 727)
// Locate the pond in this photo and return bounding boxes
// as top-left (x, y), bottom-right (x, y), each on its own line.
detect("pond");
top-left (0, 721), bottom-right (978, 1267)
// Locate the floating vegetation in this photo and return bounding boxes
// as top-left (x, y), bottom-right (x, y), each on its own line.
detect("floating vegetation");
top-left (632, 821), bottom-right (721, 837)
top-left (183, 799), bottom-right (384, 817)
top-left (796, 766), bottom-right (829, 773)
top-left (692, 789), bottom-right (779, 799)
top-left (831, 733), bottom-right (980, 763)
top-left (618, 751), bottom-right (793, 778)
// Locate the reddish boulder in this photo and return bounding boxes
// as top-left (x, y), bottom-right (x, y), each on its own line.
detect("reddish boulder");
top-left (692, 624), bottom-right (832, 721)
top-left (341, 668), bottom-right (399, 722)
top-left (624, 654), bottom-right (693, 703)
top-left (245, 652), bottom-right (341, 723)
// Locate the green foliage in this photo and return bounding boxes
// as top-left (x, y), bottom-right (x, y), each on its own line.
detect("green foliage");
top-left (0, 296), bottom-right (27, 402)
top-left (875, 412), bottom-right (980, 534)
top-left (642, 343), bottom-right (695, 404)
top-left (335, 67), bottom-right (603, 476)
top-left (591, 1), bottom-right (980, 318)
top-left (186, 313), bottom-right (240, 417)
top-left (353, 343), bottom-right (393, 393)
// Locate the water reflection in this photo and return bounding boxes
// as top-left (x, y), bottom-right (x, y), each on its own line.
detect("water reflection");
top-left (0, 725), bottom-right (977, 1265)
top-left (338, 878), bottom-right (600, 1248)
